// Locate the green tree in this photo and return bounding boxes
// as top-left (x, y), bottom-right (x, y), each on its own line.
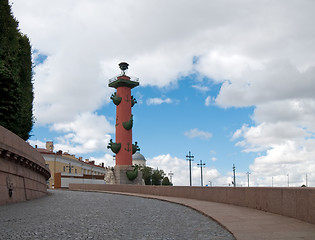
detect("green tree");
top-left (141, 166), bottom-right (170, 186)
top-left (162, 177), bottom-right (172, 186)
top-left (141, 166), bottom-right (153, 185)
top-left (151, 168), bottom-right (165, 185)
top-left (16, 35), bottom-right (33, 140)
top-left (0, 0), bottom-right (33, 140)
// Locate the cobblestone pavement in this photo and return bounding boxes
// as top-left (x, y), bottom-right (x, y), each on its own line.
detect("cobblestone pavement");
top-left (0, 190), bottom-right (235, 240)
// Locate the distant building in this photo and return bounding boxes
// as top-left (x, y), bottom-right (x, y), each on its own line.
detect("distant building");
top-left (132, 152), bottom-right (146, 166)
top-left (36, 141), bottom-right (106, 188)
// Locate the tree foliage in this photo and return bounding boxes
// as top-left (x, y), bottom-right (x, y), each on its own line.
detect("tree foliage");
top-left (0, 0), bottom-right (34, 140)
top-left (151, 168), bottom-right (165, 185)
top-left (162, 177), bottom-right (172, 186)
top-left (140, 166), bottom-right (168, 186)
top-left (141, 166), bottom-right (153, 185)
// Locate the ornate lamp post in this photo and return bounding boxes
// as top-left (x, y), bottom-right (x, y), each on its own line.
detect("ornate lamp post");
top-left (186, 151), bottom-right (194, 186)
top-left (197, 160), bottom-right (205, 186)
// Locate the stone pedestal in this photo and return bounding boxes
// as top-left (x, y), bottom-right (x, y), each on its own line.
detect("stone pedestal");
top-left (104, 165), bottom-right (143, 185)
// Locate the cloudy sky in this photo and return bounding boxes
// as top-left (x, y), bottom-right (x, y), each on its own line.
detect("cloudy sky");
top-left (11, 0), bottom-right (315, 186)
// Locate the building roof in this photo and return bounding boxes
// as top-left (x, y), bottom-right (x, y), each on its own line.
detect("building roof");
top-left (35, 148), bottom-right (105, 169)
top-left (132, 152), bottom-right (146, 161)
top-left (36, 148), bottom-right (55, 155)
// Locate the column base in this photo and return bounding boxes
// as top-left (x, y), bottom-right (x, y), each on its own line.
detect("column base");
top-left (104, 165), bottom-right (144, 185)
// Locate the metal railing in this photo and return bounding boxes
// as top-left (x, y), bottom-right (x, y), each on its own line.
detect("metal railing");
top-left (108, 75), bottom-right (139, 83)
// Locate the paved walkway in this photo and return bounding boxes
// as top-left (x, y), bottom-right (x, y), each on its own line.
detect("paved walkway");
top-left (0, 190), bottom-right (235, 240)
top-left (89, 190), bottom-right (315, 240)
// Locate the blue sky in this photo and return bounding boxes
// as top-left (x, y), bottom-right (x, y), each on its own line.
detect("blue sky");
top-left (11, 0), bottom-right (315, 186)
top-left (31, 71), bottom-right (255, 182)
top-left (130, 78), bottom-right (254, 171)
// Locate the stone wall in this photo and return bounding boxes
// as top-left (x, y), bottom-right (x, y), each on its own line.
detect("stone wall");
top-left (0, 126), bottom-right (50, 205)
top-left (54, 172), bottom-right (106, 188)
top-left (69, 184), bottom-right (315, 225)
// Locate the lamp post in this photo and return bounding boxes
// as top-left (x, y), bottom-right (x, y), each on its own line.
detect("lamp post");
top-left (168, 171), bottom-right (174, 184)
top-left (246, 172), bottom-right (250, 187)
top-left (287, 174), bottom-right (289, 187)
top-left (186, 151), bottom-right (194, 186)
top-left (232, 164), bottom-right (236, 187)
top-left (197, 160), bottom-right (206, 186)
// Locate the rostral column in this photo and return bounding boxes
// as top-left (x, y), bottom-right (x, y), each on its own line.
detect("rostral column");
top-left (107, 62), bottom-right (140, 167)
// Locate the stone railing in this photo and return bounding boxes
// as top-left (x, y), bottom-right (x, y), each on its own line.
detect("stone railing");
top-left (0, 125), bottom-right (51, 204)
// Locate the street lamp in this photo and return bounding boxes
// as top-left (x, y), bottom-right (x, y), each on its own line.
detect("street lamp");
top-left (197, 160), bottom-right (206, 186)
top-left (287, 174), bottom-right (289, 187)
top-left (168, 171), bottom-right (174, 184)
top-left (246, 172), bottom-right (250, 187)
top-left (186, 151), bottom-right (194, 186)
top-left (232, 164), bottom-right (236, 187)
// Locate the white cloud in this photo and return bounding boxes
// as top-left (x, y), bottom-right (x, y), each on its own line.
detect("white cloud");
top-left (215, 61), bottom-right (315, 108)
top-left (28, 139), bottom-right (46, 149)
top-left (184, 128), bottom-right (212, 140)
top-left (146, 97), bottom-right (173, 105)
top-left (10, 0), bottom-right (315, 186)
top-left (147, 154), bottom-right (231, 186)
top-left (49, 112), bottom-right (114, 154)
top-left (90, 153), bottom-right (116, 168)
top-left (232, 122), bottom-right (315, 186)
top-left (192, 85), bottom-right (210, 92)
top-left (246, 140), bottom-right (315, 187)
top-left (11, 0), bottom-right (314, 124)
top-left (195, 51), bottom-right (263, 82)
top-left (33, 51), bottom-right (112, 124)
top-left (253, 99), bottom-right (315, 132)
top-left (232, 122), bottom-right (306, 152)
top-left (205, 96), bottom-right (213, 106)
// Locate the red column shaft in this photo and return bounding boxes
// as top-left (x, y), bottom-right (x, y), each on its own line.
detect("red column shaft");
top-left (115, 86), bottom-right (132, 166)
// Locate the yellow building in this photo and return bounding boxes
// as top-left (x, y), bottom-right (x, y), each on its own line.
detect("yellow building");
top-left (37, 141), bottom-right (106, 188)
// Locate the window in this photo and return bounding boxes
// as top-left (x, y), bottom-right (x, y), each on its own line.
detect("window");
top-left (63, 166), bottom-right (65, 172)
top-left (75, 169), bottom-right (77, 174)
